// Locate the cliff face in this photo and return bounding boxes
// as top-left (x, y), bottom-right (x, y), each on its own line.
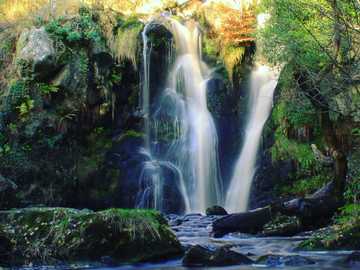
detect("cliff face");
top-left (0, 8), bottom-right (142, 209)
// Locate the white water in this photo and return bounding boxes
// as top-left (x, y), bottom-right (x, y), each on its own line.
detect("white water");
top-left (225, 65), bottom-right (279, 213)
top-left (137, 18), bottom-right (223, 213)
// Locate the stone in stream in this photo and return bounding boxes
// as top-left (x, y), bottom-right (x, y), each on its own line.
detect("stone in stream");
top-left (257, 254), bottom-right (315, 267)
top-left (344, 251), bottom-right (360, 266)
top-left (182, 245), bottom-right (253, 267)
top-left (206, 205), bottom-right (228, 216)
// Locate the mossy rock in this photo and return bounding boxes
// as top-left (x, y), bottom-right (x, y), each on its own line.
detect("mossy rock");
top-left (0, 207), bottom-right (182, 266)
top-left (298, 221), bottom-right (360, 250)
top-left (16, 27), bottom-right (57, 80)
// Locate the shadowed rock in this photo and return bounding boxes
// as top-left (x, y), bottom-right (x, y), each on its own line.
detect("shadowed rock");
top-left (183, 245), bottom-right (253, 267)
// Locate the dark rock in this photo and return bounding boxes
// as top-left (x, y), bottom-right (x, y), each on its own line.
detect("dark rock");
top-left (182, 245), bottom-right (253, 267)
top-left (182, 245), bottom-right (213, 266)
top-left (344, 251), bottom-right (360, 265)
top-left (0, 174), bottom-right (17, 192)
top-left (91, 41), bottom-right (112, 69)
top-left (209, 247), bottom-right (253, 266)
top-left (0, 226), bottom-right (12, 266)
top-left (0, 175), bottom-right (17, 209)
top-left (100, 256), bottom-right (117, 266)
top-left (52, 51), bottom-right (88, 95)
top-left (257, 255), bottom-right (315, 267)
top-left (206, 205), bottom-right (228, 216)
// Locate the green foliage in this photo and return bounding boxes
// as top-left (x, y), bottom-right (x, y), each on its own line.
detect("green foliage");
top-left (344, 178), bottom-right (360, 203)
top-left (271, 128), bottom-right (315, 171)
top-left (258, 0), bottom-right (332, 70)
top-left (45, 8), bottom-right (103, 45)
top-left (117, 16), bottom-right (143, 30)
top-left (111, 72), bottom-right (122, 84)
top-left (2, 80), bottom-right (29, 111)
top-left (37, 83), bottom-right (59, 95)
top-left (277, 175), bottom-right (329, 197)
top-left (272, 98), bottom-right (316, 128)
top-left (16, 96), bottom-right (34, 117)
top-left (335, 204), bottom-right (360, 225)
top-left (299, 203), bottom-right (360, 250)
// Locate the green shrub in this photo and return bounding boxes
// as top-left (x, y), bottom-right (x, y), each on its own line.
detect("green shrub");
top-left (278, 175), bottom-right (330, 196)
top-left (37, 83), bottom-right (59, 95)
top-left (45, 8), bottom-right (103, 45)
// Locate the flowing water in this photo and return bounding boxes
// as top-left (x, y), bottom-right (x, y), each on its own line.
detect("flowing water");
top-left (137, 18), bottom-right (223, 213)
top-left (225, 65), bottom-right (279, 213)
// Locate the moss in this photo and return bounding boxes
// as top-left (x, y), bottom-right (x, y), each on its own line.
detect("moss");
top-left (276, 175), bottom-right (330, 197)
top-left (221, 46), bottom-right (245, 83)
top-left (76, 127), bottom-right (112, 181)
top-left (298, 204), bottom-right (360, 250)
top-left (0, 207), bottom-right (182, 265)
top-left (45, 8), bottom-right (103, 46)
top-left (261, 214), bottom-right (301, 236)
top-left (115, 129), bottom-right (144, 143)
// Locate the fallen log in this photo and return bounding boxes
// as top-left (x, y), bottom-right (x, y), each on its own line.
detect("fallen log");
top-left (212, 206), bottom-right (272, 237)
top-left (212, 181), bottom-right (342, 237)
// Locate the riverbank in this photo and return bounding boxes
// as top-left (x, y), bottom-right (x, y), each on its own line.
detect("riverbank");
top-left (2, 209), bottom-right (360, 270)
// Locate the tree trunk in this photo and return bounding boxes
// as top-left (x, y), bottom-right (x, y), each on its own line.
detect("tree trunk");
top-left (296, 72), bottom-right (347, 198)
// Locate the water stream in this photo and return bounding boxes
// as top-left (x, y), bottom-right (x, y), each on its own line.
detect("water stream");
top-left (137, 18), bottom-right (223, 213)
top-left (226, 65), bottom-right (279, 213)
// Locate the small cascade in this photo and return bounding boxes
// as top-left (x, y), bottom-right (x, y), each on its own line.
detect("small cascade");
top-left (225, 65), bottom-right (279, 213)
top-left (137, 18), bottom-right (223, 214)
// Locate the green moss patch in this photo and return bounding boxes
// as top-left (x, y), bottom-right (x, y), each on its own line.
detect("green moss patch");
top-left (0, 207), bottom-right (182, 266)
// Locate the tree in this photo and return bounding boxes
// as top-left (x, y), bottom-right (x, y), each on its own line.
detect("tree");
top-left (259, 0), bottom-right (360, 198)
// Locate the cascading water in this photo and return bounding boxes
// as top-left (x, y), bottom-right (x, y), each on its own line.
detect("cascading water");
top-left (225, 64), bottom-right (279, 213)
top-left (137, 18), bottom-right (223, 213)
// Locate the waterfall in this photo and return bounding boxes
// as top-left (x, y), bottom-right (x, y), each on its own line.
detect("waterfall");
top-left (225, 65), bottom-right (279, 213)
top-left (137, 18), bottom-right (223, 213)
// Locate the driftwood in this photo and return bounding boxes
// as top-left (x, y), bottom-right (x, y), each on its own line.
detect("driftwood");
top-left (213, 181), bottom-right (342, 237)
top-left (212, 207), bottom-right (272, 237)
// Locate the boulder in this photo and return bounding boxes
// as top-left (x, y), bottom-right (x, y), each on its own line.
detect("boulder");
top-left (0, 207), bottom-right (182, 266)
top-left (51, 52), bottom-right (88, 96)
top-left (257, 255), bottom-right (315, 267)
top-left (182, 245), bottom-right (253, 267)
top-left (16, 27), bottom-right (56, 80)
top-left (182, 245), bottom-right (213, 266)
top-left (206, 205), bottom-right (228, 216)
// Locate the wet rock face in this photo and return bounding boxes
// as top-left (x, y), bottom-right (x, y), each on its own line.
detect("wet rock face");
top-left (0, 175), bottom-right (17, 209)
top-left (257, 254), bottom-right (315, 267)
top-left (16, 27), bottom-right (56, 79)
top-left (182, 245), bottom-right (253, 267)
